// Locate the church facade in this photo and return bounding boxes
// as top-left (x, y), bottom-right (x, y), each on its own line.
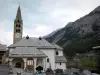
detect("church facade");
top-left (8, 6), bottom-right (67, 72)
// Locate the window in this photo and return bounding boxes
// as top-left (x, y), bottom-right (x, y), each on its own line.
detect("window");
top-left (27, 60), bottom-right (33, 65)
top-left (16, 24), bottom-right (20, 28)
top-left (16, 29), bottom-right (20, 33)
top-left (47, 58), bottom-right (49, 62)
top-left (60, 63), bottom-right (61, 65)
top-left (18, 20), bottom-right (19, 22)
top-left (56, 51), bottom-right (59, 55)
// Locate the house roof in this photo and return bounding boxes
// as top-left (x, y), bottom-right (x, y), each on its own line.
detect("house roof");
top-left (55, 56), bottom-right (67, 63)
top-left (92, 46), bottom-right (100, 49)
top-left (8, 37), bottom-right (55, 49)
top-left (0, 44), bottom-right (7, 51)
top-left (9, 47), bottom-right (47, 57)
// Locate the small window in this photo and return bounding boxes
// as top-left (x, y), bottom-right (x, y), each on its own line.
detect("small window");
top-left (60, 63), bottom-right (61, 65)
top-left (18, 20), bottom-right (19, 22)
top-left (47, 58), bottom-right (49, 62)
top-left (56, 51), bottom-right (59, 55)
top-left (16, 24), bottom-right (20, 28)
top-left (16, 24), bottom-right (17, 27)
top-left (27, 60), bottom-right (33, 65)
top-left (16, 29), bottom-right (20, 33)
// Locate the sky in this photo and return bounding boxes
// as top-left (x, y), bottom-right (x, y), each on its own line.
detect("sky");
top-left (0, 0), bottom-right (100, 46)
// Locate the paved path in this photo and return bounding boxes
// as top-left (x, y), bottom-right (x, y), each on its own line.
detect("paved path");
top-left (10, 68), bottom-right (45, 75)
top-left (0, 67), bottom-right (45, 75)
top-left (0, 65), bottom-right (9, 75)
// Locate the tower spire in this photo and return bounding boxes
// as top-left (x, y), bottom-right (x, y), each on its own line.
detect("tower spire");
top-left (15, 5), bottom-right (22, 21)
top-left (13, 5), bottom-right (23, 44)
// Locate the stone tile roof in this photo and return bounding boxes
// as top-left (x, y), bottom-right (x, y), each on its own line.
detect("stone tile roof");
top-left (9, 47), bottom-right (47, 57)
top-left (8, 36), bottom-right (64, 57)
top-left (55, 56), bottom-right (67, 63)
top-left (9, 37), bottom-right (55, 49)
top-left (0, 44), bottom-right (7, 51)
top-left (52, 43), bottom-right (63, 50)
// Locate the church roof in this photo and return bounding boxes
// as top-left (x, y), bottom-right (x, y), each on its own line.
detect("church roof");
top-left (55, 56), bottom-right (67, 63)
top-left (52, 43), bottom-right (63, 50)
top-left (8, 36), bottom-right (63, 57)
top-left (8, 37), bottom-right (56, 49)
top-left (9, 47), bottom-right (47, 57)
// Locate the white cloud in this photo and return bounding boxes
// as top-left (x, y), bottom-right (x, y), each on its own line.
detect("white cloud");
top-left (0, 0), bottom-right (100, 46)
top-left (0, 21), bottom-right (13, 46)
top-left (23, 24), bottom-right (53, 37)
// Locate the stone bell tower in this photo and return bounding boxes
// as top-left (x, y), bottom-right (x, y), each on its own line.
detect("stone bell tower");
top-left (13, 6), bottom-right (23, 44)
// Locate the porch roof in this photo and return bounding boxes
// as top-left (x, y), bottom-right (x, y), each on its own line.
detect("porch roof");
top-left (55, 56), bottom-right (67, 63)
top-left (9, 47), bottom-right (47, 57)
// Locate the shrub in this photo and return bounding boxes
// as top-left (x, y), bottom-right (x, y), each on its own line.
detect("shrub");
top-left (46, 68), bottom-right (54, 74)
top-left (55, 69), bottom-right (63, 74)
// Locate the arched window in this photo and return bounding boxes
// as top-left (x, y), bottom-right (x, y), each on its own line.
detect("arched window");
top-left (27, 58), bottom-right (33, 65)
top-left (47, 58), bottom-right (49, 62)
top-left (27, 60), bottom-right (33, 65)
top-left (56, 51), bottom-right (59, 55)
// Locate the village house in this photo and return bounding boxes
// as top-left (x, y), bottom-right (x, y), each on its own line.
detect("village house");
top-left (0, 44), bottom-right (7, 64)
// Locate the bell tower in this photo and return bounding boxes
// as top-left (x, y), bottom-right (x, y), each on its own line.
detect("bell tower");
top-left (13, 6), bottom-right (23, 44)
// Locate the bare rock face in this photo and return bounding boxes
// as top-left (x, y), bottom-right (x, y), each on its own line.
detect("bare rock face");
top-left (45, 5), bottom-right (100, 49)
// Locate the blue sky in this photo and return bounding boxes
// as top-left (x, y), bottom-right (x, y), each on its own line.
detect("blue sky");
top-left (0, 0), bottom-right (100, 45)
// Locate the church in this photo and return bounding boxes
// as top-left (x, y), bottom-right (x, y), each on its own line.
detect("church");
top-left (8, 6), bottom-right (67, 72)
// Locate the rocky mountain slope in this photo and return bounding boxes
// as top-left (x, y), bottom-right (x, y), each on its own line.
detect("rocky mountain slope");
top-left (45, 6), bottom-right (100, 56)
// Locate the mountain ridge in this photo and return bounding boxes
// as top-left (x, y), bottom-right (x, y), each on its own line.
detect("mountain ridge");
top-left (45, 5), bottom-right (100, 56)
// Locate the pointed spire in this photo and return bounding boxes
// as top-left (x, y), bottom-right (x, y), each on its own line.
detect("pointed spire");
top-left (15, 5), bottom-right (22, 21)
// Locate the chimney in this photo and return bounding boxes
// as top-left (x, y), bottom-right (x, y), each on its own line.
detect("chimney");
top-left (26, 35), bottom-right (29, 39)
top-left (39, 36), bottom-right (42, 40)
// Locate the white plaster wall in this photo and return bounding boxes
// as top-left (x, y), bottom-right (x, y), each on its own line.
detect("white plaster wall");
top-left (58, 51), bottom-right (63, 56)
top-left (55, 63), bottom-right (66, 70)
top-left (40, 49), bottom-right (55, 70)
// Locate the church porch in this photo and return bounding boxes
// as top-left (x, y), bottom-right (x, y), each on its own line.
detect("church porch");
top-left (10, 58), bottom-right (24, 69)
top-left (9, 57), bottom-right (46, 72)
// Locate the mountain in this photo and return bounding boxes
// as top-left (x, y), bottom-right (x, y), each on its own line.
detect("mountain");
top-left (43, 28), bottom-right (61, 38)
top-left (45, 6), bottom-right (100, 56)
